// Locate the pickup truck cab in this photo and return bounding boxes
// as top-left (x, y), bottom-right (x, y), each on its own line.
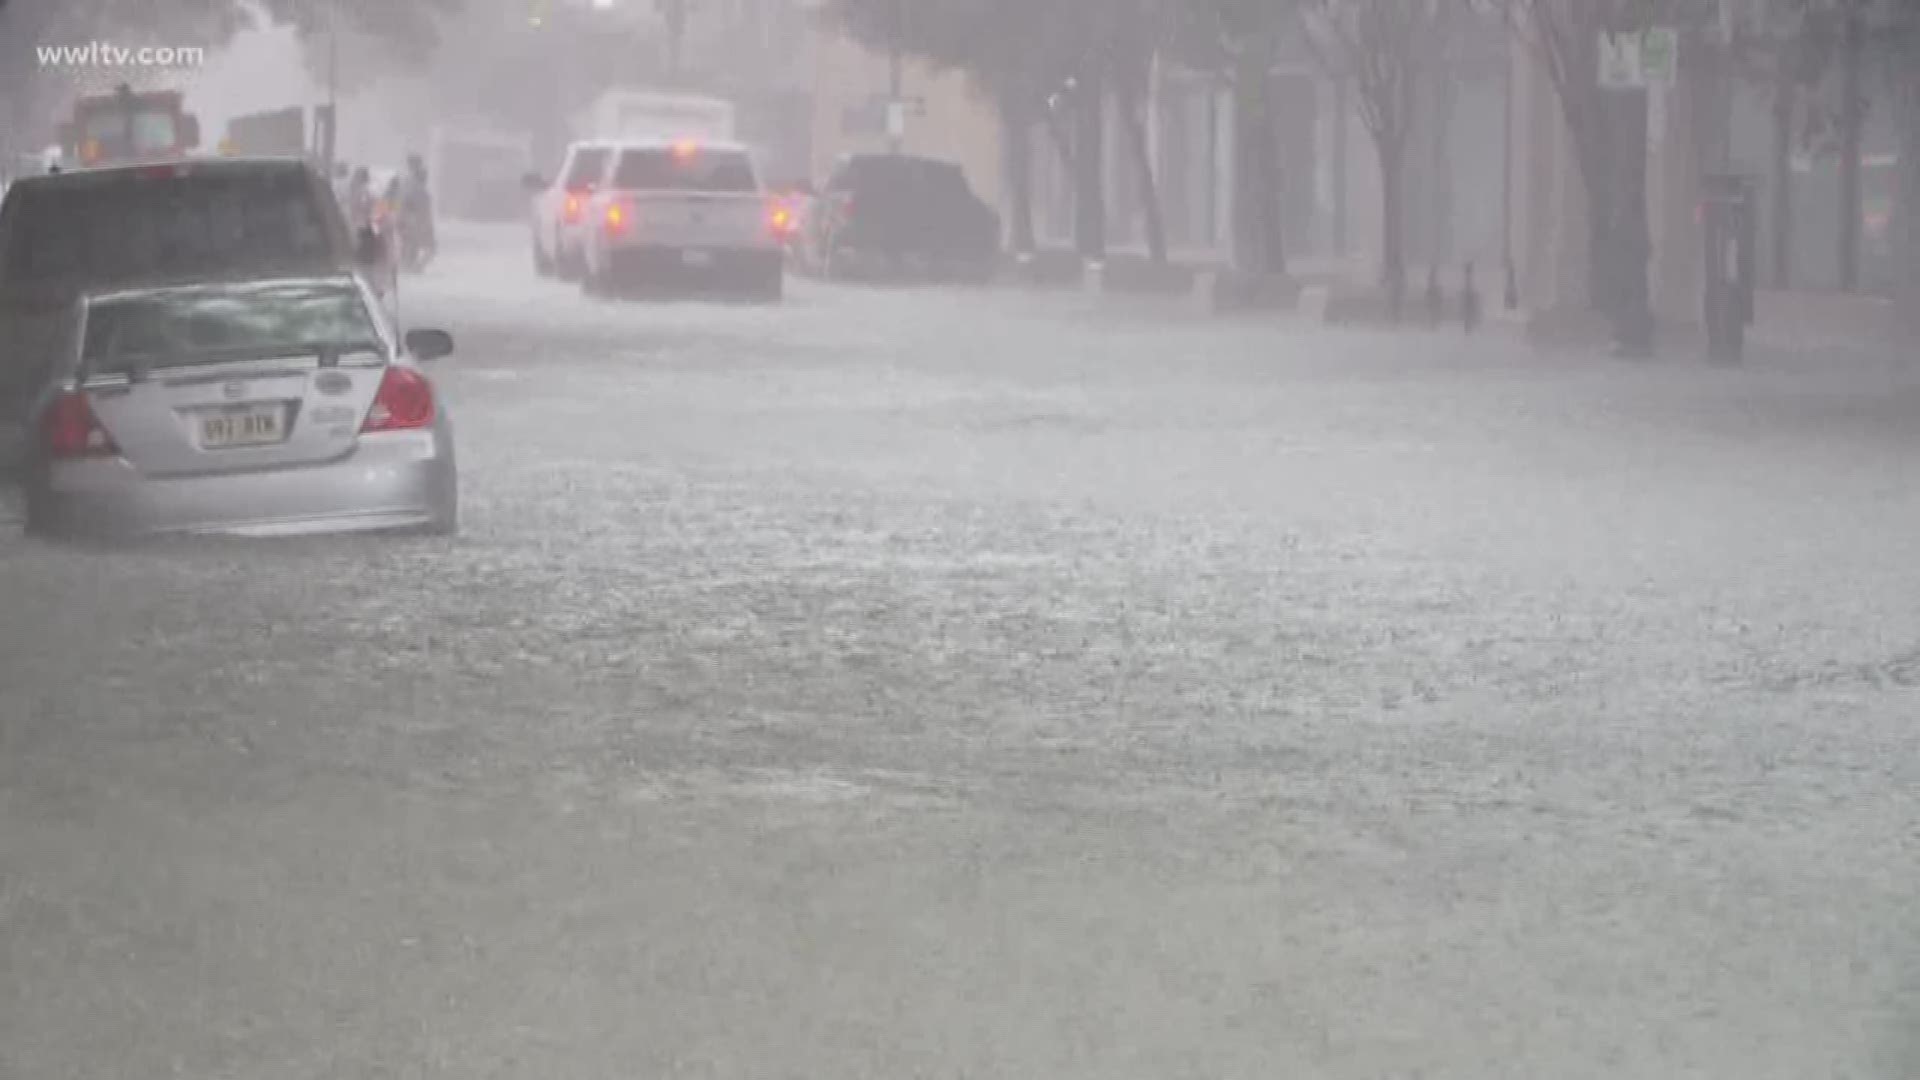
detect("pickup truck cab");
top-left (527, 141), bottom-right (613, 281)
top-left (577, 139), bottom-right (786, 301)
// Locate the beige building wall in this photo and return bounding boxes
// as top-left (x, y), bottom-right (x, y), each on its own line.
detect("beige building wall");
top-left (807, 26), bottom-right (1003, 213)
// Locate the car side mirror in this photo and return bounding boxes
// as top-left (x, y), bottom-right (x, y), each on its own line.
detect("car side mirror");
top-left (404, 328), bottom-right (454, 361)
top-left (355, 226), bottom-right (383, 266)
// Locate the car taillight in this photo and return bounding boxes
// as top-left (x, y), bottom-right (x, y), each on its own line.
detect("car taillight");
top-left (604, 201), bottom-right (629, 234)
top-left (41, 390), bottom-right (118, 459)
top-left (361, 366), bottom-right (435, 432)
top-left (563, 192), bottom-right (584, 223)
top-left (769, 203), bottom-right (793, 234)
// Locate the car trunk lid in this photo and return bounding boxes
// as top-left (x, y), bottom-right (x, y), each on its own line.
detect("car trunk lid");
top-left (83, 356), bottom-right (385, 478)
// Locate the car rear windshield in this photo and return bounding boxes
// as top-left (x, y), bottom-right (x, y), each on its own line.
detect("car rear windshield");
top-left (0, 170), bottom-right (339, 291)
top-left (562, 148), bottom-right (609, 188)
top-left (82, 279), bottom-right (382, 376)
top-left (847, 158), bottom-right (973, 202)
top-left (611, 148), bottom-right (756, 192)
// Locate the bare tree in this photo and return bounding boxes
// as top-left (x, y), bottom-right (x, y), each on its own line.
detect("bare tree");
top-left (1728, 0), bottom-right (1839, 289)
top-left (1105, 0), bottom-right (1170, 265)
top-left (1483, 0), bottom-right (1667, 355)
top-left (1300, 0), bottom-right (1446, 318)
top-left (1170, 0), bottom-right (1300, 278)
top-left (1881, 0), bottom-right (1920, 324)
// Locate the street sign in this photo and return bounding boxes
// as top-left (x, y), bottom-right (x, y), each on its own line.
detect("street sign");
top-left (1598, 31), bottom-right (1642, 89)
top-left (869, 94), bottom-right (927, 116)
top-left (1641, 28), bottom-right (1678, 88)
top-left (1598, 28), bottom-right (1678, 90)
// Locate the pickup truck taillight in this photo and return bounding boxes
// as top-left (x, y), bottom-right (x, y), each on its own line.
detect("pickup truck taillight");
top-left (768, 202), bottom-right (794, 235)
top-left (604, 201), bottom-right (630, 235)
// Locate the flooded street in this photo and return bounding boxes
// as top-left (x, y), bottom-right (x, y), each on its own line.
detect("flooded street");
top-left (3, 226), bottom-right (1918, 1078)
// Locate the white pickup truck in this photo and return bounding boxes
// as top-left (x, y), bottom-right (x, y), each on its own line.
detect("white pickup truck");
top-left (577, 139), bottom-right (788, 301)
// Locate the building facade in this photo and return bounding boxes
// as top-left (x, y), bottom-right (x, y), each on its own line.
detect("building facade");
top-left (801, 13), bottom-right (1511, 285)
top-left (803, 12), bottom-right (1004, 208)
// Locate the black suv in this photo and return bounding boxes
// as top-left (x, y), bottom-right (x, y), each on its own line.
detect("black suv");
top-left (801, 154), bottom-right (1000, 283)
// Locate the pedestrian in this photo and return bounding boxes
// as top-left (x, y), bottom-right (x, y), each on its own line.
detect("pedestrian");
top-left (1424, 265), bottom-right (1443, 326)
top-left (401, 153), bottom-right (437, 269)
top-left (345, 167), bottom-right (373, 236)
top-left (1461, 261), bottom-right (1482, 334)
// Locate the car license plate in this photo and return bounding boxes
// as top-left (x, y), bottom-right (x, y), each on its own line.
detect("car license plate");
top-left (682, 249), bottom-right (715, 268)
top-left (199, 405), bottom-right (285, 448)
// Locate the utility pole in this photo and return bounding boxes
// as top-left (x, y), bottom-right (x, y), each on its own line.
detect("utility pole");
top-left (663, 0), bottom-right (688, 83)
top-left (1333, 77), bottom-right (1348, 256)
top-left (887, 0), bottom-right (904, 154)
top-left (1838, 0), bottom-right (1863, 293)
top-left (322, 0), bottom-right (338, 174)
top-left (1719, 0), bottom-right (1737, 175)
top-left (1501, 26), bottom-right (1516, 309)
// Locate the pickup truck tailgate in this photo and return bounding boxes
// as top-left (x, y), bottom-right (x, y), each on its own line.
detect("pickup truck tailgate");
top-left (617, 193), bottom-right (772, 250)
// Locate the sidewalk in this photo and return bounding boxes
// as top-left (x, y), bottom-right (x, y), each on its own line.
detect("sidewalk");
top-left (1002, 246), bottom-right (1917, 369)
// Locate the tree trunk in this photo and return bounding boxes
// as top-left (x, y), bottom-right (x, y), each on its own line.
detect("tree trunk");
top-left (1611, 87), bottom-right (1654, 355)
top-left (1043, 108), bottom-right (1075, 173)
top-left (1838, 0), bottom-right (1864, 293)
top-left (1001, 97), bottom-right (1037, 256)
top-left (1257, 93), bottom-right (1287, 276)
top-left (1430, 67), bottom-right (1455, 268)
top-left (1770, 75), bottom-right (1794, 289)
top-left (1379, 137), bottom-right (1406, 320)
top-left (1073, 70), bottom-right (1107, 262)
top-left (1229, 49), bottom-right (1272, 276)
top-left (1117, 79), bottom-right (1167, 266)
top-left (1901, 66), bottom-right (1920, 334)
top-left (1586, 190), bottom-right (1615, 317)
top-left (1333, 77), bottom-right (1350, 256)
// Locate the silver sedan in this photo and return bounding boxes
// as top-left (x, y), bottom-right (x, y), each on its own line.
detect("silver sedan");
top-left (21, 273), bottom-right (458, 539)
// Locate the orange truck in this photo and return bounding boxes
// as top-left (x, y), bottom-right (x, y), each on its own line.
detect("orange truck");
top-left (56, 84), bottom-right (202, 168)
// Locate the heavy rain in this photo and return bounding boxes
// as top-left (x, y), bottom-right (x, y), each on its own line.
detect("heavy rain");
top-left (3, 0), bottom-right (1919, 1075)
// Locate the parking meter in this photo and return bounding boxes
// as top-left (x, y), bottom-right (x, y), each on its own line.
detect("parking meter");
top-left (1701, 174), bottom-right (1755, 364)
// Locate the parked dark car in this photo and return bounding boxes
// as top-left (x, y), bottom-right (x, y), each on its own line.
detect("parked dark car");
top-left (799, 154), bottom-right (999, 283)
